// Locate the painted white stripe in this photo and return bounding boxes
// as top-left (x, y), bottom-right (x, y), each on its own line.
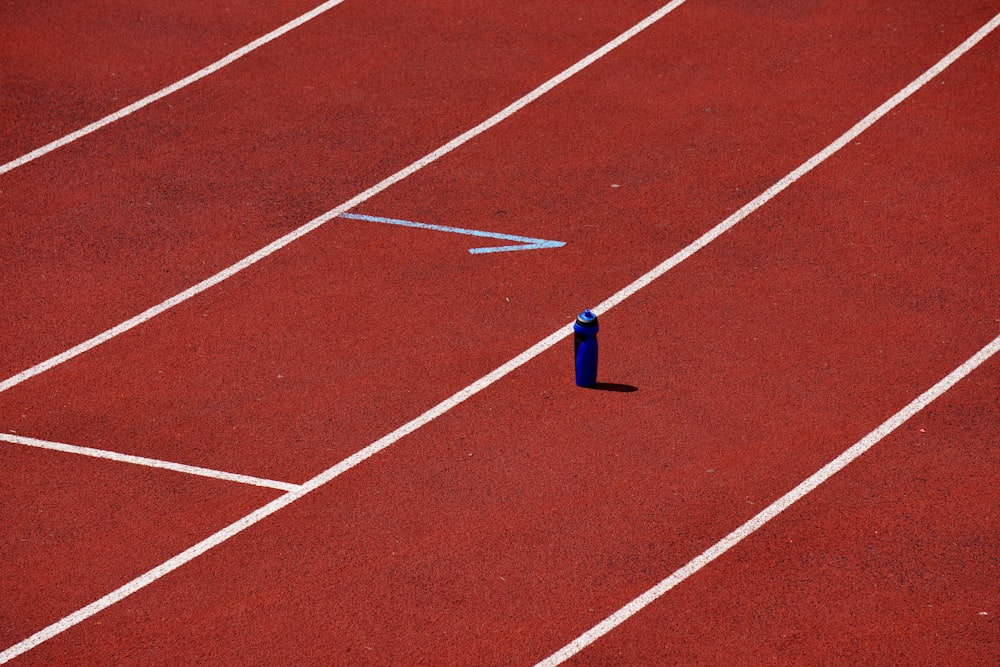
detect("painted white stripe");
top-left (537, 332), bottom-right (1000, 666)
top-left (0, 432), bottom-right (299, 492)
top-left (2, 7), bottom-right (996, 665)
top-left (0, 0), bottom-right (689, 395)
top-left (0, 0), bottom-right (351, 177)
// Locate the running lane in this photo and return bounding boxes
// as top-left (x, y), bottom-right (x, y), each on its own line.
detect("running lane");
top-left (0, 443), bottom-right (281, 649)
top-left (0, 0), bottom-right (322, 162)
top-left (1, 0), bottom-right (666, 654)
top-left (561, 355), bottom-right (999, 665)
top-left (4, 2), bottom-right (998, 664)
top-left (0, 0), bottom-right (666, 379)
top-left (1, 2), bottom-right (992, 483)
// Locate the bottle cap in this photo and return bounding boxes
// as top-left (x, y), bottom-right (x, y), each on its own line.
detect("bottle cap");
top-left (575, 309), bottom-right (598, 328)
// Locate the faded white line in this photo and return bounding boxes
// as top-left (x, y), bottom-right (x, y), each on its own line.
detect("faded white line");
top-left (0, 0), bottom-right (351, 176)
top-left (537, 333), bottom-right (1000, 666)
top-left (0, 0), bottom-right (689, 395)
top-left (338, 212), bottom-right (566, 254)
top-left (0, 432), bottom-right (299, 492)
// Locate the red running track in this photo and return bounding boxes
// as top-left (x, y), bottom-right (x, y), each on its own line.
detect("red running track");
top-left (1, 0), bottom-right (998, 663)
top-left (569, 358), bottom-right (1000, 665)
top-left (0, 0), bottom-right (667, 380)
top-left (0, 0), bottom-right (323, 162)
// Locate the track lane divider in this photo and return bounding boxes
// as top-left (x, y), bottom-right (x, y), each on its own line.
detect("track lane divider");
top-left (0, 433), bottom-right (299, 492)
top-left (0, 0), bottom-right (689, 395)
top-left (0, 0), bottom-right (352, 176)
top-left (3, 6), bottom-right (997, 664)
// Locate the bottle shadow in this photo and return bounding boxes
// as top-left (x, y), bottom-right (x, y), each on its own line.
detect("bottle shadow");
top-left (586, 382), bottom-right (638, 393)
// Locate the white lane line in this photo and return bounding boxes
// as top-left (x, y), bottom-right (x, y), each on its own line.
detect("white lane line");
top-left (1, 10), bottom-right (996, 662)
top-left (0, 433), bottom-right (299, 492)
top-left (0, 0), bottom-right (690, 396)
top-left (537, 332), bottom-right (1000, 666)
top-left (0, 0), bottom-right (351, 177)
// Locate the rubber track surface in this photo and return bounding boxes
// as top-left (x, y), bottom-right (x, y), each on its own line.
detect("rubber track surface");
top-left (1, 0), bottom-right (997, 663)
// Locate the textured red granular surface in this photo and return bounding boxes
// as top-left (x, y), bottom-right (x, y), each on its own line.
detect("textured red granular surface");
top-left (0, 0), bottom-right (324, 162)
top-left (0, 444), bottom-right (280, 649)
top-left (567, 364), bottom-right (1000, 666)
top-left (1, 0), bottom-right (998, 664)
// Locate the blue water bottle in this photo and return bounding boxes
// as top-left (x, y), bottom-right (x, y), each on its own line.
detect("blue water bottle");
top-left (574, 309), bottom-right (599, 387)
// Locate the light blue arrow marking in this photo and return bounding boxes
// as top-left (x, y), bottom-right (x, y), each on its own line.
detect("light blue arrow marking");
top-left (338, 212), bottom-right (565, 254)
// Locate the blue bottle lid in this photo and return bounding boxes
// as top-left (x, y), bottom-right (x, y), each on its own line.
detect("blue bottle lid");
top-left (575, 309), bottom-right (598, 330)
